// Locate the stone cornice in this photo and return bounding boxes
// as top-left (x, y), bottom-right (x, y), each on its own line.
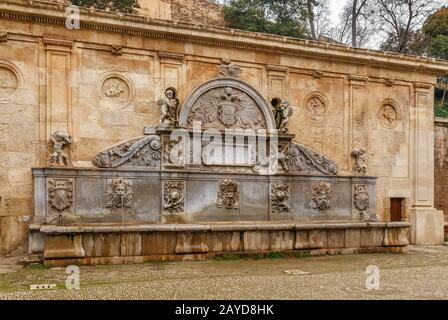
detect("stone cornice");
top-left (1, 0), bottom-right (448, 75)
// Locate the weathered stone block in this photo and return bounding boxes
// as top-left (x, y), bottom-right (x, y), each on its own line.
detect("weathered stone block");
top-left (141, 232), bottom-right (177, 255)
top-left (44, 235), bottom-right (85, 259)
top-left (175, 232), bottom-right (209, 254)
top-left (82, 233), bottom-right (95, 257)
top-left (209, 231), bottom-right (241, 252)
top-left (269, 230), bottom-right (294, 251)
top-left (121, 233), bottom-right (142, 256)
top-left (344, 229), bottom-right (361, 248)
top-left (294, 230), bottom-right (310, 249)
top-left (308, 230), bottom-right (327, 249)
top-left (383, 227), bottom-right (409, 247)
top-left (243, 231), bottom-right (270, 251)
top-left (294, 230), bottom-right (327, 249)
top-left (360, 228), bottom-right (384, 247)
top-left (326, 230), bottom-right (345, 248)
top-left (100, 234), bottom-right (121, 257)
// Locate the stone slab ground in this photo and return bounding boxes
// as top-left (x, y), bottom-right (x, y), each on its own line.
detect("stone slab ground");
top-left (1, 246), bottom-right (448, 299)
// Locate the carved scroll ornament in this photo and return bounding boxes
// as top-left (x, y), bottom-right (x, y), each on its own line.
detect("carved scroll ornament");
top-left (93, 135), bottom-right (161, 168)
top-left (279, 142), bottom-right (338, 175)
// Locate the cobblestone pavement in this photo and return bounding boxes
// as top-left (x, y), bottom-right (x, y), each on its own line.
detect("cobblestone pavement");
top-left (1, 246), bottom-right (448, 300)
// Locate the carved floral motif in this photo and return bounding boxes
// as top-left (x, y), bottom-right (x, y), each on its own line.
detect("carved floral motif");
top-left (93, 136), bottom-right (161, 168)
top-left (163, 181), bottom-right (185, 213)
top-left (188, 87), bottom-right (266, 130)
top-left (353, 184), bottom-right (370, 215)
top-left (106, 178), bottom-right (133, 208)
top-left (217, 179), bottom-right (239, 209)
top-left (271, 183), bottom-right (290, 213)
top-left (310, 182), bottom-right (331, 210)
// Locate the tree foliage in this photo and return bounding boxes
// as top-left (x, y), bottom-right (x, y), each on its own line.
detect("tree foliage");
top-left (70, 0), bottom-right (140, 14)
top-left (223, 0), bottom-right (312, 39)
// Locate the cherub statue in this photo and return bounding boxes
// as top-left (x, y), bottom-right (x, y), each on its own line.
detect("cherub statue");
top-left (49, 131), bottom-right (72, 166)
top-left (158, 88), bottom-right (179, 127)
top-left (351, 148), bottom-right (367, 176)
top-left (272, 98), bottom-right (294, 133)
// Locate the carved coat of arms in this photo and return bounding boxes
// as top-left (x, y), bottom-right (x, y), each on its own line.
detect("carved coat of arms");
top-left (48, 179), bottom-right (73, 212)
top-left (188, 87), bottom-right (265, 130)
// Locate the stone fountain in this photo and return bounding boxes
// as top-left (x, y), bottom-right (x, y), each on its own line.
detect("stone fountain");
top-left (29, 65), bottom-right (409, 265)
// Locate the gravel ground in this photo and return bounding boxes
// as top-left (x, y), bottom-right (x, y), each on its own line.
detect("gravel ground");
top-left (1, 246), bottom-right (448, 300)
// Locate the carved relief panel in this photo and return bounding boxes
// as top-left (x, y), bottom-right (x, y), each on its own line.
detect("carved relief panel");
top-left (270, 183), bottom-right (290, 214)
top-left (377, 98), bottom-right (401, 129)
top-left (304, 92), bottom-right (329, 124)
top-left (310, 182), bottom-right (331, 210)
top-left (98, 73), bottom-right (134, 110)
top-left (47, 178), bottom-right (78, 225)
top-left (163, 181), bottom-right (185, 214)
top-left (187, 86), bottom-right (266, 130)
top-left (217, 179), bottom-right (239, 210)
top-left (106, 178), bottom-right (133, 208)
top-left (353, 184), bottom-right (370, 215)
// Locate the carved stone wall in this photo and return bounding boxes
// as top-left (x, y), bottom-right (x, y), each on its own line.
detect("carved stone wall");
top-left (435, 118), bottom-right (448, 220)
top-left (0, 0), bottom-right (445, 252)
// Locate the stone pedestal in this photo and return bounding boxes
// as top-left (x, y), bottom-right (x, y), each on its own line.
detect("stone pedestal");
top-left (409, 208), bottom-right (444, 245)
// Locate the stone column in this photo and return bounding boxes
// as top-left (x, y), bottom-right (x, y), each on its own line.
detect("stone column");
top-left (409, 82), bottom-right (444, 245)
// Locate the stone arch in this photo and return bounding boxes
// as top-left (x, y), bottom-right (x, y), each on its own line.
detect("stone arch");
top-left (178, 78), bottom-right (276, 131)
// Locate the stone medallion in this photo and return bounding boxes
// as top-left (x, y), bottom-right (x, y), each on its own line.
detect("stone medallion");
top-left (378, 99), bottom-right (401, 129)
top-left (98, 73), bottom-right (134, 110)
top-left (0, 61), bottom-right (21, 103)
top-left (304, 92), bottom-right (328, 123)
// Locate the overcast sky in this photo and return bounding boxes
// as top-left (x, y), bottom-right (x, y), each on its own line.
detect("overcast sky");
top-left (328, 0), bottom-right (346, 25)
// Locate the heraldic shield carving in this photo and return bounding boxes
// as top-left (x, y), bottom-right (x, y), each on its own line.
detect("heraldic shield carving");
top-left (179, 78), bottom-right (276, 131)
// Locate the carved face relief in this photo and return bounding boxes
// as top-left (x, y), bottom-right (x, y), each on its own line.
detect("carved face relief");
top-left (163, 181), bottom-right (185, 213)
top-left (0, 67), bottom-right (18, 97)
top-left (310, 182), bottom-right (331, 210)
top-left (271, 183), bottom-right (290, 214)
top-left (353, 184), bottom-right (370, 215)
top-left (379, 102), bottom-right (400, 129)
top-left (217, 179), bottom-right (239, 210)
top-left (48, 179), bottom-right (73, 213)
top-left (106, 179), bottom-right (133, 209)
top-left (99, 74), bottom-right (133, 110)
top-left (305, 93), bottom-right (328, 123)
top-left (188, 87), bottom-right (266, 130)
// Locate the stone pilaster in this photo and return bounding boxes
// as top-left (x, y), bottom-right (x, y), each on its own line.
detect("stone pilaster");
top-left (409, 82), bottom-right (444, 245)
